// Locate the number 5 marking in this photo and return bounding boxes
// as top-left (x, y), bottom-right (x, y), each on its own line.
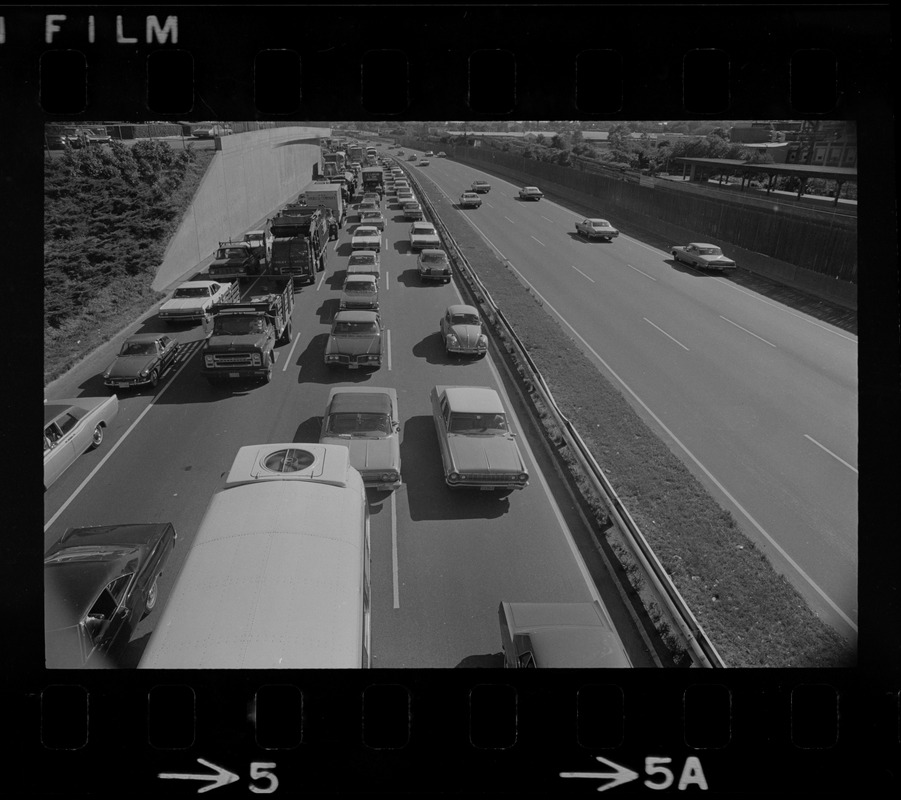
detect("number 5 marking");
top-left (249, 762), bottom-right (278, 794)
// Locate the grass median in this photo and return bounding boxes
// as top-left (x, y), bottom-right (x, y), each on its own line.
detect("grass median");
top-left (415, 177), bottom-right (853, 668)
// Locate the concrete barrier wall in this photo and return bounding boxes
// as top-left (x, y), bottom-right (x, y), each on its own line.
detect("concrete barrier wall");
top-left (404, 139), bottom-right (857, 310)
top-left (153, 126), bottom-right (328, 291)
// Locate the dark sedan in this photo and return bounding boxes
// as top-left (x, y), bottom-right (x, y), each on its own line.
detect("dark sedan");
top-left (44, 523), bottom-right (178, 668)
top-left (103, 333), bottom-right (180, 390)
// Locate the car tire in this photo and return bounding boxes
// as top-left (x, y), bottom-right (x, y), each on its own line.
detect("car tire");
top-left (149, 369), bottom-right (160, 388)
top-left (88, 424), bottom-right (104, 450)
top-left (142, 576), bottom-right (159, 618)
top-left (263, 365), bottom-right (273, 383)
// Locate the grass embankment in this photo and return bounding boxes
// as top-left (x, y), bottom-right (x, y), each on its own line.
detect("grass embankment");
top-left (44, 141), bottom-right (215, 385)
top-left (416, 179), bottom-right (853, 668)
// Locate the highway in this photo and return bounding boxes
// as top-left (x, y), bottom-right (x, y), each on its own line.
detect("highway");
top-left (403, 150), bottom-right (858, 640)
top-left (43, 164), bottom-right (655, 668)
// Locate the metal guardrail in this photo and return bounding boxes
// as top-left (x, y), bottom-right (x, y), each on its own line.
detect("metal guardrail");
top-left (399, 157), bottom-right (727, 669)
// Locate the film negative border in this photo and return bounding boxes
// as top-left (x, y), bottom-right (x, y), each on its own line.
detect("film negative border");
top-left (6, 3), bottom-right (898, 798)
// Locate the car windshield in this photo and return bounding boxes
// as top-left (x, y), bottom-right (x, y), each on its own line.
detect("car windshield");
top-left (333, 321), bottom-right (379, 335)
top-left (325, 412), bottom-right (391, 437)
top-left (361, 212), bottom-right (381, 220)
top-left (421, 253), bottom-right (447, 265)
top-left (451, 313), bottom-right (480, 326)
top-left (345, 281), bottom-right (375, 294)
top-left (213, 317), bottom-right (265, 335)
top-left (448, 412), bottom-right (508, 435)
top-left (699, 247), bottom-right (722, 255)
top-left (173, 287), bottom-right (209, 298)
top-left (120, 341), bottom-right (157, 356)
top-left (218, 248), bottom-right (247, 259)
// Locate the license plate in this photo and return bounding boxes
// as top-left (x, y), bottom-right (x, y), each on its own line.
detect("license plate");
top-left (228, 372), bottom-right (240, 378)
top-left (480, 486), bottom-right (493, 492)
top-left (348, 364), bottom-right (359, 369)
top-left (115, 382), bottom-right (130, 388)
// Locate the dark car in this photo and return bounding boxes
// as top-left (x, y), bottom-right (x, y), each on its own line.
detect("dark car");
top-left (44, 523), bottom-right (178, 668)
top-left (103, 333), bottom-right (180, 391)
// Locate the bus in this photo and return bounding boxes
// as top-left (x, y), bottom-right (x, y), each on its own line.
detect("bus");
top-left (139, 443), bottom-right (371, 668)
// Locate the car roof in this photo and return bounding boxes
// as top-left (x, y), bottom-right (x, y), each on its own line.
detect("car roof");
top-left (334, 309), bottom-right (379, 321)
top-left (344, 274), bottom-right (377, 284)
top-left (327, 390), bottom-right (393, 415)
top-left (689, 242), bottom-right (716, 248)
top-left (354, 226), bottom-right (379, 234)
top-left (419, 248), bottom-right (447, 257)
top-left (438, 386), bottom-right (505, 413)
top-left (446, 304), bottom-right (479, 315)
top-left (412, 222), bottom-right (434, 229)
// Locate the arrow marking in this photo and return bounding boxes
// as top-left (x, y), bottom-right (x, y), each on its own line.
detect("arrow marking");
top-left (560, 755), bottom-right (640, 792)
top-left (159, 758), bottom-right (240, 794)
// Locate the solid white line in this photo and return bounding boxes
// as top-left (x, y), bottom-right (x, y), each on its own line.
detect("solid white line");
top-left (384, 270), bottom-right (389, 290)
top-left (504, 260), bottom-right (858, 633)
top-left (391, 489), bottom-right (400, 608)
top-left (627, 263), bottom-right (657, 281)
top-left (719, 315), bottom-right (777, 347)
top-left (316, 272), bottom-right (326, 291)
top-left (804, 434), bottom-right (858, 474)
top-left (387, 328), bottom-right (392, 370)
top-left (44, 350), bottom-right (199, 533)
top-left (531, 236), bottom-right (546, 247)
top-left (644, 317), bottom-right (690, 350)
top-left (483, 351), bottom-right (605, 608)
top-left (571, 265), bottom-right (595, 283)
top-left (504, 215), bottom-right (515, 224)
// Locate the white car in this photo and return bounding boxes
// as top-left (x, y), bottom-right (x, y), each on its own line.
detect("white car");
top-left (339, 274), bottom-right (379, 311)
top-left (158, 280), bottom-right (237, 324)
top-left (518, 186), bottom-right (543, 201)
top-left (44, 396), bottom-right (120, 490)
top-left (358, 209), bottom-right (386, 231)
top-left (351, 225), bottom-right (382, 252)
top-left (409, 222), bottom-right (440, 251)
top-left (319, 387), bottom-right (401, 491)
top-left (346, 250), bottom-right (381, 280)
top-left (397, 189), bottom-right (415, 205)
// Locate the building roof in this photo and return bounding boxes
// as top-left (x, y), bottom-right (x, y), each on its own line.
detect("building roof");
top-left (674, 157), bottom-right (857, 182)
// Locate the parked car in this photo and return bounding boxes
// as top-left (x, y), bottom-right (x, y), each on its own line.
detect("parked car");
top-left (418, 249), bottom-right (452, 284)
top-left (358, 209), bottom-right (386, 232)
top-left (324, 310), bottom-right (385, 369)
top-left (346, 250), bottom-right (381, 280)
top-left (351, 225), bottom-right (382, 252)
top-left (44, 523), bottom-right (178, 668)
top-left (102, 334), bottom-right (180, 391)
top-left (471, 180), bottom-right (491, 193)
top-left (519, 186), bottom-right (544, 200)
top-left (459, 192), bottom-right (482, 209)
top-left (403, 201), bottom-right (424, 221)
top-left (340, 274), bottom-right (379, 311)
top-left (44, 396), bottom-right (120, 490)
top-left (670, 242), bottom-right (737, 271)
top-left (575, 218), bottom-right (619, 242)
top-left (429, 385), bottom-right (529, 491)
top-left (192, 124), bottom-right (233, 138)
top-left (319, 387), bottom-right (401, 491)
top-left (498, 601), bottom-right (632, 668)
top-left (410, 221), bottom-right (440, 250)
top-left (440, 304), bottom-right (488, 357)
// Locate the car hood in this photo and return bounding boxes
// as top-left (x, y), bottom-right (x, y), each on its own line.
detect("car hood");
top-left (320, 436), bottom-right (399, 472)
top-left (447, 434), bottom-right (523, 472)
top-left (105, 355), bottom-right (157, 378)
top-left (448, 324), bottom-right (484, 347)
top-left (327, 334), bottom-right (381, 355)
top-left (160, 297), bottom-right (209, 311)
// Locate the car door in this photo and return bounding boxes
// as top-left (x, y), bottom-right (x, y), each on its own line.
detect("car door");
top-left (83, 572), bottom-right (134, 661)
top-left (685, 246), bottom-right (699, 266)
top-left (44, 419), bottom-right (77, 487)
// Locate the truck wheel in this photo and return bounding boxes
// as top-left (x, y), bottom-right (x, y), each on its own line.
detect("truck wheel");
top-left (283, 321), bottom-right (293, 344)
top-left (263, 366), bottom-right (273, 384)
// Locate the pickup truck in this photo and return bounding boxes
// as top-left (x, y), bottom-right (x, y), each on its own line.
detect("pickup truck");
top-left (575, 218), bottom-right (619, 242)
top-left (200, 276), bottom-right (295, 385)
top-left (158, 280), bottom-right (239, 324)
top-left (207, 241), bottom-right (262, 281)
top-left (409, 222), bottom-right (440, 251)
top-left (671, 243), bottom-right (737, 271)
